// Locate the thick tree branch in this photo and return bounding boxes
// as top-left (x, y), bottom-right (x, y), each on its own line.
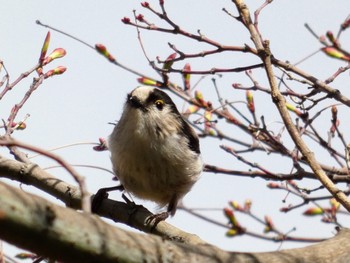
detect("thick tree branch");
top-left (0, 181), bottom-right (220, 262)
top-left (0, 154), bottom-right (206, 245)
top-left (0, 154), bottom-right (335, 245)
top-left (0, 180), bottom-right (350, 262)
top-left (0, 155), bottom-right (81, 207)
top-left (0, 138), bottom-right (91, 212)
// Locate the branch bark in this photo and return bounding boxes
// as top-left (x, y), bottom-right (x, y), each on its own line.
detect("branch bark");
top-left (0, 154), bottom-right (205, 245)
top-left (0, 180), bottom-right (218, 262)
top-left (1, 180), bottom-right (350, 262)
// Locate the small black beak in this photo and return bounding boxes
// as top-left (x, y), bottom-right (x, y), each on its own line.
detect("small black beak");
top-left (127, 94), bottom-right (146, 111)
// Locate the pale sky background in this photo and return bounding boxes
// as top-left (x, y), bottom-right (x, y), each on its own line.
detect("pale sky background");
top-left (1, 0), bottom-right (350, 259)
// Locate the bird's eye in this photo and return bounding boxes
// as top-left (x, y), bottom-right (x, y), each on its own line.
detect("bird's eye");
top-left (154, 99), bottom-right (164, 110)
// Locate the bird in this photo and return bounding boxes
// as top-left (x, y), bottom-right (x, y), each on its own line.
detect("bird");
top-left (107, 86), bottom-right (203, 222)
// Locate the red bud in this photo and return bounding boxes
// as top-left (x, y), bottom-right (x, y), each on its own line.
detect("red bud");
top-left (121, 17), bottom-right (131, 24)
top-left (136, 14), bottom-right (144, 22)
top-left (341, 18), bottom-right (350, 30)
top-left (93, 137), bottom-right (108, 151)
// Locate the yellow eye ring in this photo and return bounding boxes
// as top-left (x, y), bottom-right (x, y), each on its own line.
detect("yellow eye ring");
top-left (155, 99), bottom-right (164, 110)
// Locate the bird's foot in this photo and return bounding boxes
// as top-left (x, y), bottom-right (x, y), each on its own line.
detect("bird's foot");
top-left (145, 212), bottom-right (169, 231)
top-left (91, 185), bottom-right (124, 213)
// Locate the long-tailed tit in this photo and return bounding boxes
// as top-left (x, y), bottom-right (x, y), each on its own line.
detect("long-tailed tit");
top-left (108, 86), bottom-right (203, 221)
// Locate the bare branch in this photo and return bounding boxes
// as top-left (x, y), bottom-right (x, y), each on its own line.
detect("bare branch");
top-left (232, 0), bottom-right (350, 212)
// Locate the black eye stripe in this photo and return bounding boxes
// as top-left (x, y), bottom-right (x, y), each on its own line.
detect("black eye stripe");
top-left (146, 89), bottom-right (179, 114)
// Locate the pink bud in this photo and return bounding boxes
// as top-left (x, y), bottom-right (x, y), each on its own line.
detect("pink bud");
top-left (137, 77), bottom-right (161, 87)
top-left (44, 66), bottom-right (67, 78)
top-left (230, 201), bottom-right (242, 211)
top-left (246, 90), bottom-right (255, 113)
top-left (183, 63), bottom-right (191, 90)
top-left (194, 90), bottom-right (209, 107)
top-left (331, 105), bottom-right (337, 120)
top-left (267, 182), bottom-right (280, 189)
top-left (163, 53), bottom-right (177, 70)
top-left (95, 44), bottom-right (116, 62)
top-left (42, 48), bottom-right (66, 65)
top-left (11, 122), bottom-right (27, 130)
top-left (303, 207), bottom-right (324, 216)
top-left (322, 47), bottom-right (350, 62)
top-left (39, 31), bottom-right (51, 64)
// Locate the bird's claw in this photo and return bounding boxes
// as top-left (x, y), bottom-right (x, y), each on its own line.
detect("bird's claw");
top-left (145, 212), bottom-right (169, 231)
